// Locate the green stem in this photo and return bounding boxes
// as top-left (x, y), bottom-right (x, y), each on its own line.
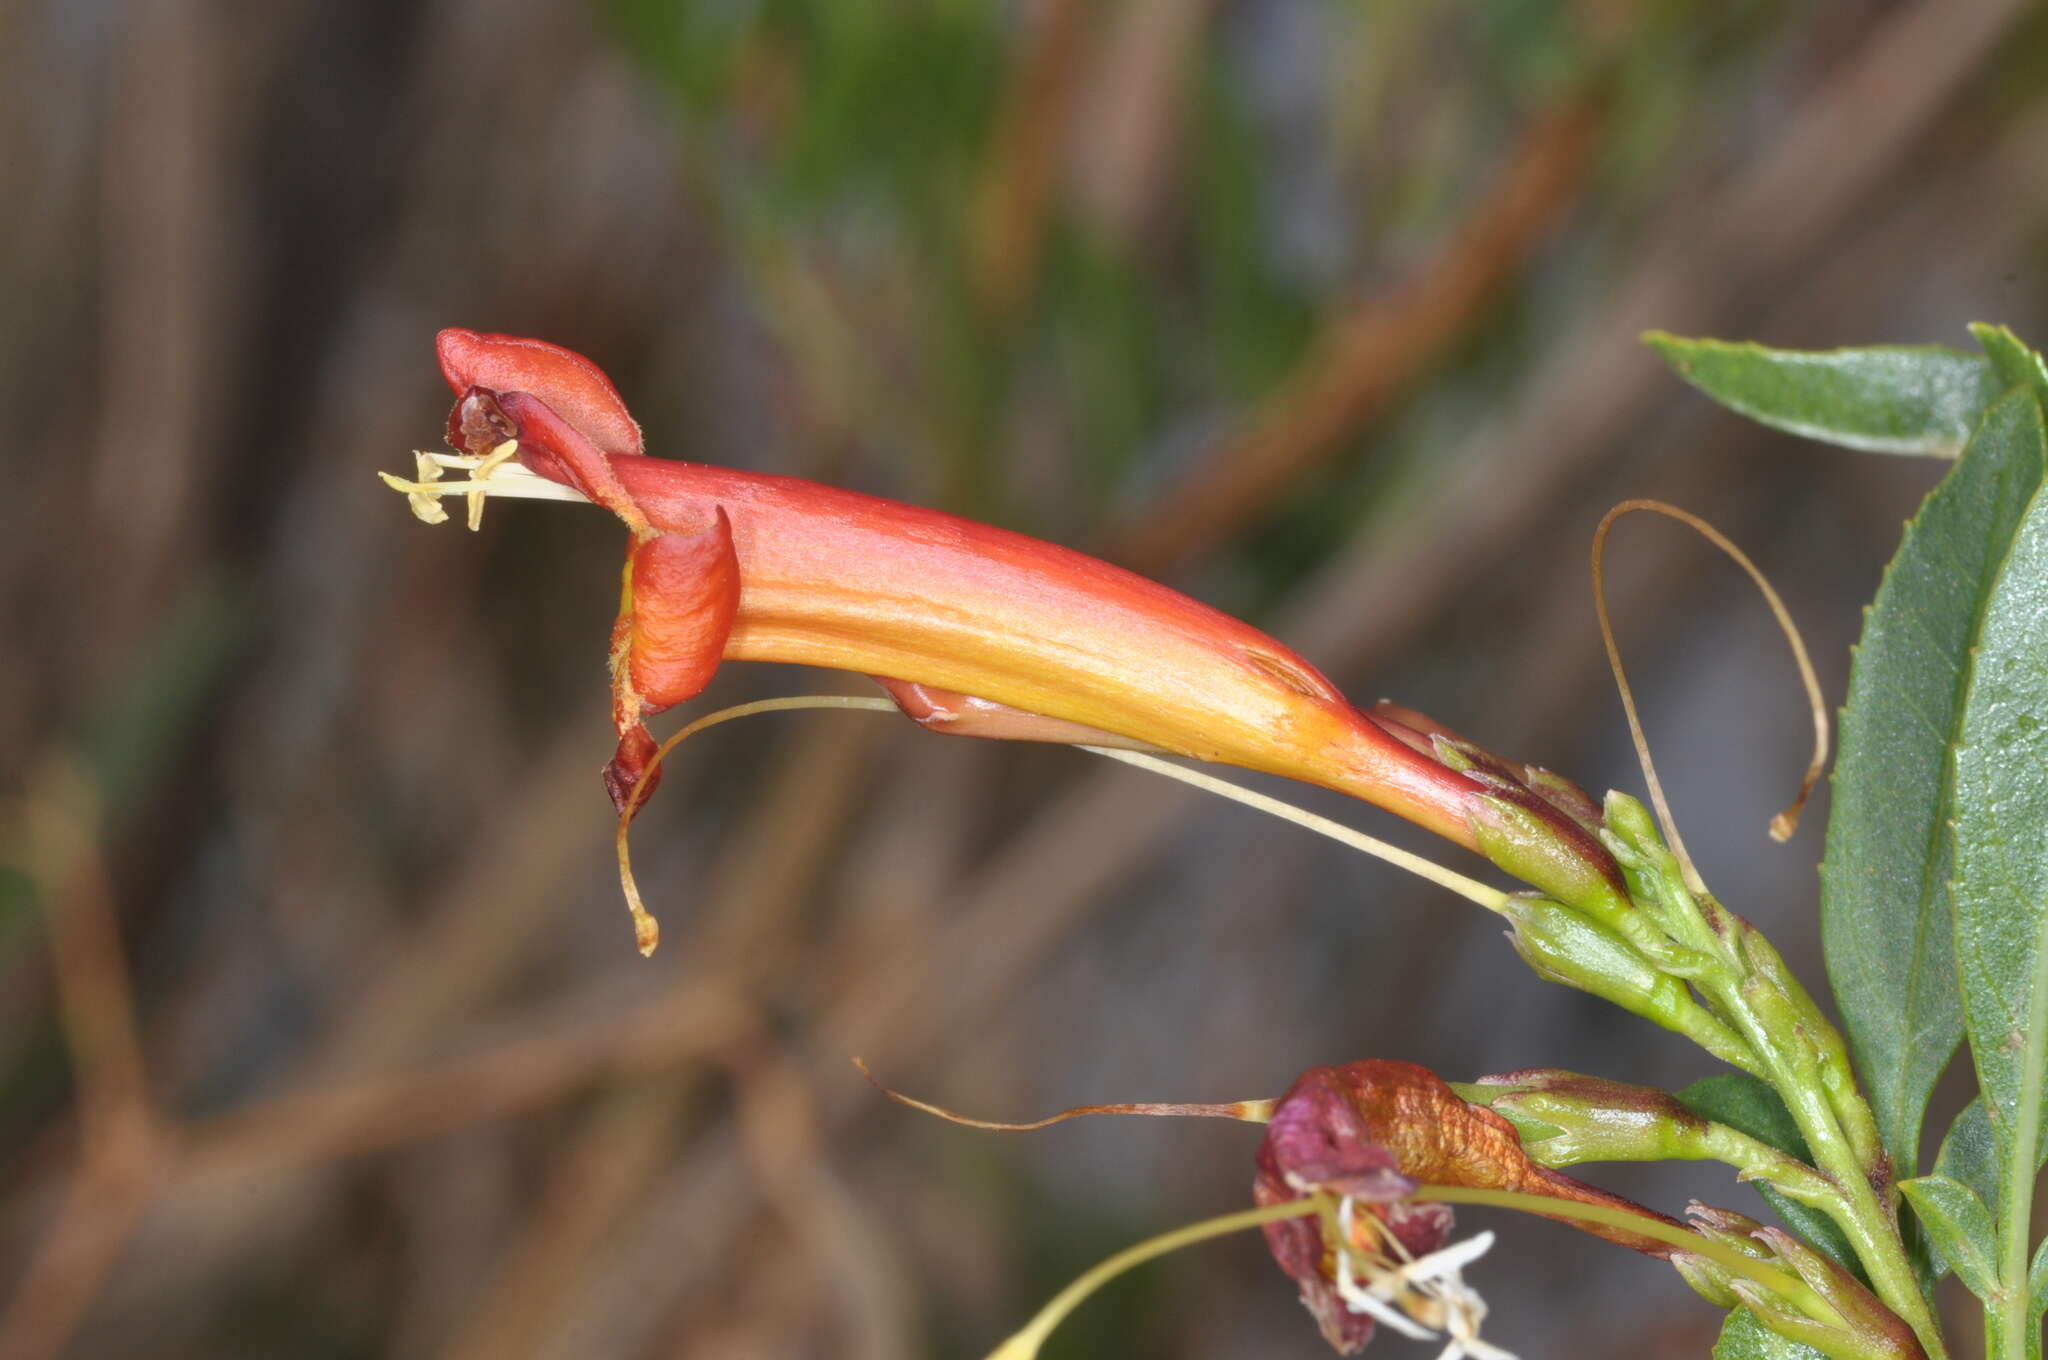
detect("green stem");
top-left (985, 1199), bottom-right (1321, 1359)
top-left (1693, 1124), bottom-right (1849, 1215)
top-left (1412, 1185), bottom-right (1821, 1309)
top-left (1708, 957), bottom-right (1947, 1359)
top-left (1605, 811), bottom-right (1941, 1352)
top-left (1993, 889), bottom-right (2048, 1359)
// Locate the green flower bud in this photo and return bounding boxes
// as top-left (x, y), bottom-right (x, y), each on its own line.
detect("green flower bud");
top-left (1598, 791), bottom-right (1696, 916)
top-left (1688, 1207), bottom-right (1928, 1360)
top-left (1503, 896), bottom-right (1755, 1069)
top-left (1467, 1070), bottom-right (1710, 1167)
top-left (1671, 1252), bottom-right (1742, 1310)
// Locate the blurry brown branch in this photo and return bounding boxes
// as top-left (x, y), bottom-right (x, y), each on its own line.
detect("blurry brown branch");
top-left (727, 1042), bottom-right (912, 1360)
top-left (182, 980), bottom-right (761, 1177)
top-left (437, 712), bottom-right (881, 1359)
top-left (970, 0), bottom-right (1089, 319)
top-left (1282, 0), bottom-right (2028, 672)
top-left (310, 705), bottom-right (626, 1075)
top-left (1, 761), bottom-right (168, 1360)
top-left (1068, 0), bottom-right (1215, 245)
top-left (1103, 88), bottom-right (1603, 576)
top-left (86, 0), bottom-right (218, 683)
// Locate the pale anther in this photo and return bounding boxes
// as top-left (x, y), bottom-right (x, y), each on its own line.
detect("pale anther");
top-left (378, 444), bottom-right (591, 529)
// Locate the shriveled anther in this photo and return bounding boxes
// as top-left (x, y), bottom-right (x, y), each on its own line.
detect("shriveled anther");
top-left (382, 451), bottom-right (451, 525)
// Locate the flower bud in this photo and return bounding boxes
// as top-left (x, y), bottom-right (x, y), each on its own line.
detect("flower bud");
top-left (1683, 1206), bottom-right (1927, 1360)
top-left (1468, 1070), bottom-right (1710, 1167)
top-left (1501, 896), bottom-right (1750, 1067)
top-left (1598, 790), bottom-right (1693, 914)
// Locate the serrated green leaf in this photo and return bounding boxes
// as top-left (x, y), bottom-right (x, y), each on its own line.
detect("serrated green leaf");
top-left (1713, 1306), bottom-right (1830, 1360)
top-left (1646, 331), bottom-right (2002, 457)
top-left (1952, 390), bottom-right (2048, 1169)
top-left (1898, 1174), bottom-right (1997, 1299)
top-left (1821, 389), bottom-right (2048, 1180)
top-left (1951, 388), bottom-right (2048, 1360)
top-left (1679, 1075), bottom-right (1859, 1275)
top-left (1972, 324), bottom-right (2048, 406)
top-left (2030, 1233), bottom-right (2048, 1323)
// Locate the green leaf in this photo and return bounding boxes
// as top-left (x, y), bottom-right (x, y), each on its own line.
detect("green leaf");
top-left (1681, 1074), bottom-right (1814, 1157)
top-left (1679, 1075), bottom-right (1860, 1275)
top-left (1645, 331), bottom-right (2002, 457)
top-left (1930, 1098), bottom-right (2048, 1306)
top-left (1897, 1174), bottom-right (1997, 1299)
top-left (1935, 1099), bottom-right (2000, 1214)
top-left (1972, 324), bottom-right (2048, 406)
top-left (1821, 388), bottom-right (2048, 1179)
top-left (1952, 391), bottom-right (2048, 1173)
top-left (1951, 389), bottom-right (2048, 1360)
top-left (1713, 1307), bottom-right (1829, 1360)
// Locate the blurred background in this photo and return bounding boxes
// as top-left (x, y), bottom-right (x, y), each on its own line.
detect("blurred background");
top-left (4, 1), bottom-right (2046, 1356)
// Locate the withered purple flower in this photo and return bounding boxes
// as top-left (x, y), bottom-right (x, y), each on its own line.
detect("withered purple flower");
top-left (1253, 1061), bottom-right (1682, 1355)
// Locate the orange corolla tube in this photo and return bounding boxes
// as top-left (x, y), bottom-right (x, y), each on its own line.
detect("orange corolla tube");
top-left (396, 329), bottom-right (1488, 851)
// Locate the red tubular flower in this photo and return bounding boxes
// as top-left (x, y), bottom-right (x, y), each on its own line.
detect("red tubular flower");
top-left (400, 329), bottom-right (1500, 850)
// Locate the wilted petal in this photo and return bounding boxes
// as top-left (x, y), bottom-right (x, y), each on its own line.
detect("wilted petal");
top-left (1253, 1061), bottom-right (1687, 1355)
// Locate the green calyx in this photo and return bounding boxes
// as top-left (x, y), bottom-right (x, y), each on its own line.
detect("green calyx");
top-left (1469, 793), bottom-right (1630, 925)
top-left (1470, 1070), bottom-right (1709, 1165)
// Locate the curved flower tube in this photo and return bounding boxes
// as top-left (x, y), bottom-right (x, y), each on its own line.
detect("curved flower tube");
top-left (388, 329), bottom-right (1505, 854)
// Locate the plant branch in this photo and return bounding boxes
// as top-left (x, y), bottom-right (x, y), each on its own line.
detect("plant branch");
top-left (1704, 918), bottom-right (1945, 1357)
top-left (1413, 1186), bottom-right (1819, 1311)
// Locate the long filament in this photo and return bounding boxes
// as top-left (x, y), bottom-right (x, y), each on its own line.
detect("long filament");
top-left (615, 696), bottom-right (1514, 955)
top-left (615, 696), bottom-right (898, 954)
top-left (1080, 746), bottom-right (1511, 913)
top-left (1590, 499), bottom-right (1830, 894)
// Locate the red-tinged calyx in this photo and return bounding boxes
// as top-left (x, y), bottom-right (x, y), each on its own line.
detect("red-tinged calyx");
top-left (1366, 700), bottom-right (1629, 915)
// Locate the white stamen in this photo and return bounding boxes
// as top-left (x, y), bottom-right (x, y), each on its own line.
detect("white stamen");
top-left (1390, 1231), bottom-right (1497, 1286)
top-left (1333, 1199), bottom-right (1442, 1341)
top-left (1328, 1202), bottom-right (1515, 1358)
top-left (1336, 1245), bottom-right (1439, 1340)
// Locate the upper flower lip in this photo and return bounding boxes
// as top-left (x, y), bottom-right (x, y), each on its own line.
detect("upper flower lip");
top-left (438, 328), bottom-right (643, 460)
